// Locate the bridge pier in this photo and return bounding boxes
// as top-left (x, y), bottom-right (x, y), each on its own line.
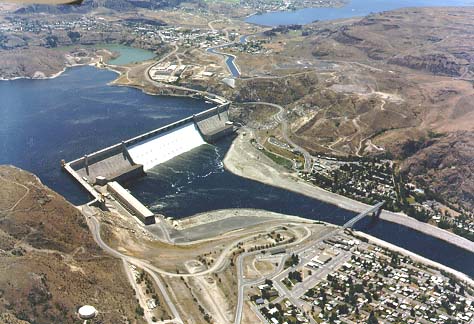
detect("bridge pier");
top-left (84, 154), bottom-right (89, 176)
top-left (374, 207), bottom-right (382, 219)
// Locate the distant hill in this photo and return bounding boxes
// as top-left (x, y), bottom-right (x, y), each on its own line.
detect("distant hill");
top-left (0, 165), bottom-right (144, 324)
top-left (14, 0), bottom-right (199, 14)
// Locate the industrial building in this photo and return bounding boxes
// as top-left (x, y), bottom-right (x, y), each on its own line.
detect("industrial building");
top-left (107, 181), bottom-right (155, 224)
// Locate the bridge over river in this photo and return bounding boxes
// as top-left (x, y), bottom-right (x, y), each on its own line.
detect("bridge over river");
top-left (344, 201), bottom-right (385, 229)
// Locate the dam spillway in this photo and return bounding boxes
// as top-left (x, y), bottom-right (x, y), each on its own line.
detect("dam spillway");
top-left (128, 122), bottom-right (206, 171)
top-left (64, 101), bottom-right (234, 224)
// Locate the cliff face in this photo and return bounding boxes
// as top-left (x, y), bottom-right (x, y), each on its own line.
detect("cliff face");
top-left (401, 132), bottom-right (474, 209)
top-left (0, 166), bottom-right (143, 324)
top-left (387, 53), bottom-right (468, 77)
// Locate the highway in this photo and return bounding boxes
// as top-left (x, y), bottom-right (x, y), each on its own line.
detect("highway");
top-left (234, 226), bottom-right (314, 324)
top-left (85, 205), bottom-right (320, 324)
top-left (234, 252), bottom-right (287, 324)
top-left (241, 101), bottom-right (313, 172)
top-left (87, 194), bottom-right (386, 324)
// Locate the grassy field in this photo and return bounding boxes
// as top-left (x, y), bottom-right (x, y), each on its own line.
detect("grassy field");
top-left (262, 149), bottom-right (293, 169)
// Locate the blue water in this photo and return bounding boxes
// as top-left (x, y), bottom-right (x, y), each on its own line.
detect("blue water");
top-left (246, 0), bottom-right (474, 26)
top-left (104, 45), bottom-right (156, 65)
top-left (206, 47), bottom-right (240, 78)
top-left (0, 66), bottom-right (213, 204)
top-left (0, 65), bottom-right (472, 277)
top-left (126, 138), bottom-right (474, 277)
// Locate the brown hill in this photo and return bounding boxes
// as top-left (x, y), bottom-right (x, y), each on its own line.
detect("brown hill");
top-left (401, 131), bottom-right (474, 210)
top-left (227, 7), bottom-right (474, 211)
top-left (0, 165), bottom-right (144, 324)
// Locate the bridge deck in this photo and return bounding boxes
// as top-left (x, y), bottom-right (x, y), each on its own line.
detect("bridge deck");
top-left (344, 201), bottom-right (385, 229)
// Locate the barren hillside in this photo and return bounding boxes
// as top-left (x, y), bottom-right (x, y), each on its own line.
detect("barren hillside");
top-left (0, 165), bottom-right (143, 324)
top-left (226, 8), bottom-right (474, 209)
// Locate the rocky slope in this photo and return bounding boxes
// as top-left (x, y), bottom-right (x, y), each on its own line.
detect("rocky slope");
top-left (222, 7), bottom-right (474, 211)
top-left (0, 165), bottom-right (144, 324)
top-left (401, 132), bottom-right (474, 210)
top-left (307, 8), bottom-right (474, 77)
top-left (0, 48), bottom-right (67, 79)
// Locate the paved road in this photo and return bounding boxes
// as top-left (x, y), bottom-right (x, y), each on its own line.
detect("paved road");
top-left (235, 250), bottom-right (289, 324)
top-left (238, 225), bottom-right (343, 324)
top-left (241, 102), bottom-right (313, 172)
top-left (83, 208), bottom-right (183, 324)
top-left (234, 226), bottom-right (312, 324)
top-left (290, 251), bottom-right (351, 299)
top-left (85, 207), bottom-right (314, 324)
top-left (343, 201), bottom-right (384, 228)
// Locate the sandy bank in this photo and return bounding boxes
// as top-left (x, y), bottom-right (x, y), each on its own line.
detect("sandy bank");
top-left (174, 208), bottom-right (323, 230)
top-left (223, 130), bottom-right (474, 253)
top-left (0, 61), bottom-right (105, 82)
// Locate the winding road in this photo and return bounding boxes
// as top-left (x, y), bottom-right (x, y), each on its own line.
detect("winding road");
top-left (234, 226), bottom-right (314, 324)
top-left (82, 208), bottom-right (183, 324)
top-left (83, 205), bottom-right (323, 324)
top-left (241, 102), bottom-right (313, 172)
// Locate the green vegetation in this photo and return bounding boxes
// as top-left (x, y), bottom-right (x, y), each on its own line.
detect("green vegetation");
top-left (262, 149), bottom-right (293, 169)
top-left (284, 253), bottom-right (299, 268)
top-left (288, 270), bottom-right (302, 282)
top-left (135, 304), bottom-right (144, 316)
top-left (367, 311), bottom-right (379, 324)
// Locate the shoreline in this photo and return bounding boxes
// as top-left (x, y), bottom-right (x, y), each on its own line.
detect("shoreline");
top-left (0, 66), bottom-right (69, 81)
top-left (0, 61), bottom-right (99, 82)
top-left (242, 0), bottom-right (349, 19)
top-left (223, 130), bottom-right (474, 253)
top-left (0, 60), bottom-right (202, 101)
top-left (173, 207), bottom-right (327, 230)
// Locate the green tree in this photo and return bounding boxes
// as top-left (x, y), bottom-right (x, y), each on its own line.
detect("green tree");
top-left (367, 311), bottom-right (379, 324)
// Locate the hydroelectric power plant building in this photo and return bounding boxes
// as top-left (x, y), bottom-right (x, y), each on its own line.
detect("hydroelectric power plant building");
top-left (63, 98), bottom-right (234, 224)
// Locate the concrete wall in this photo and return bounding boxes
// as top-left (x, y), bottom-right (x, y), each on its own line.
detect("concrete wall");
top-left (194, 104), bottom-right (234, 142)
top-left (65, 102), bottom-right (234, 224)
top-left (72, 145), bottom-right (143, 184)
top-left (107, 181), bottom-right (155, 225)
top-left (128, 121), bottom-right (205, 171)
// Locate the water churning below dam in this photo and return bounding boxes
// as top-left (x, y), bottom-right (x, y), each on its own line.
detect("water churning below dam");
top-left (126, 137), bottom-right (474, 277)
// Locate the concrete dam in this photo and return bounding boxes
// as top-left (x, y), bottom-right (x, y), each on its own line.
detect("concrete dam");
top-left (64, 101), bottom-right (234, 224)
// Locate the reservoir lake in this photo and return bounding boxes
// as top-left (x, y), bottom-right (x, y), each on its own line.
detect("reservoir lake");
top-left (103, 44), bottom-right (157, 65)
top-left (246, 0), bottom-right (474, 26)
